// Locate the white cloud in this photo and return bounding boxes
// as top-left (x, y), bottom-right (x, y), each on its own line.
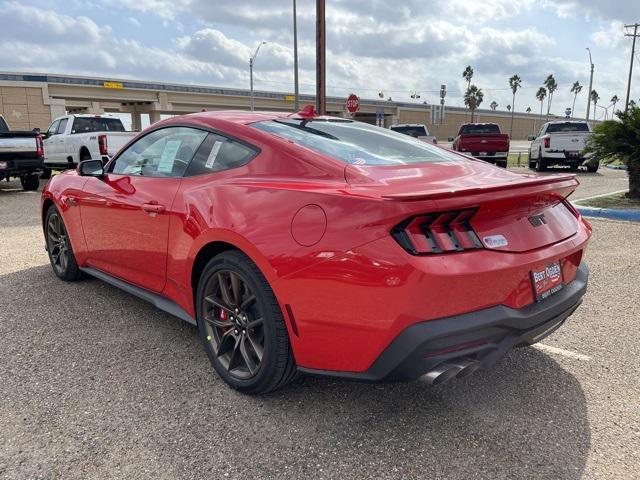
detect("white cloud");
top-left (590, 21), bottom-right (626, 48)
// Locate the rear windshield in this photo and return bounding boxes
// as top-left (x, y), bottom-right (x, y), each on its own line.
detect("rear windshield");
top-left (251, 119), bottom-right (463, 166)
top-left (546, 122), bottom-right (589, 133)
top-left (72, 117), bottom-right (125, 134)
top-left (390, 125), bottom-right (428, 138)
top-left (460, 124), bottom-right (500, 134)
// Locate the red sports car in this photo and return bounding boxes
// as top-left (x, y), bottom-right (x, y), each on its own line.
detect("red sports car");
top-left (41, 107), bottom-right (591, 394)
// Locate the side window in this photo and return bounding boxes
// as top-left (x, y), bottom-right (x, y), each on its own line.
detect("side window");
top-left (56, 118), bottom-right (68, 134)
top-left (47, 120), bottom-right (60, 136)
top-left (185, 133), bottom-right (258, 176)
top-left (110, 127), bottom-right (207, 178)
top-left (538, 126), bottom-right (546, 137)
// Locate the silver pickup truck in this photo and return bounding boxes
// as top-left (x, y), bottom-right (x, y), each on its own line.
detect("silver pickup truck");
top-left (0, 115), bottom-right (44, 191)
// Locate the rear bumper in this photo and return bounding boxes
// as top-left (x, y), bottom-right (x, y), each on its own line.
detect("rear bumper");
top-left (299, 262), bottom-right (588, 382)
top-left (0, 157), bottom-right (43, 177)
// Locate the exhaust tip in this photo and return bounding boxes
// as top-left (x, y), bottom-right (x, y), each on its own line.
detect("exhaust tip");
top-left (423, 363), bottom-right (462, 385)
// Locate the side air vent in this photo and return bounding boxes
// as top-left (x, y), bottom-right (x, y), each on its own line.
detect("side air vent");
top-left (391, 209), bottom-right (484, 255)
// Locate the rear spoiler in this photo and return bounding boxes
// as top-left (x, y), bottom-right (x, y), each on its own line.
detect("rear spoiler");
top-left (380, 174), bottom-right (579, 201)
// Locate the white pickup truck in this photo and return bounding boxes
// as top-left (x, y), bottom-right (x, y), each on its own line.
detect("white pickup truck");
top-left (43, 115), bottom-right (136, 175)
top-left (528, 120), bottom-right (597, 172)
top-left (389, 124), bottom-right (438, 144)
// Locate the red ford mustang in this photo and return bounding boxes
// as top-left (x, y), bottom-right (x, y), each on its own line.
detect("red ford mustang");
top-left (41, 108), bottom-right (591, 394)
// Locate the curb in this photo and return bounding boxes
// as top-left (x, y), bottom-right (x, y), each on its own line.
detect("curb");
top-left (575, 205), bottom-right (640, 222)
top-left (604, 164), bottom-right (627, 170)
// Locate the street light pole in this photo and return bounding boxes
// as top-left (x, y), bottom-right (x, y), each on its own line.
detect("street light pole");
top-left (585, 48), bottom-right (594, 122)
top-left (316, 0), bottom-right (326, 115)
top-left (293, 0), bottom-right (300, 111)
top-left (624, 23), bottom-right (639, 113)
top-left (249, 41), bottom-right (267, 112)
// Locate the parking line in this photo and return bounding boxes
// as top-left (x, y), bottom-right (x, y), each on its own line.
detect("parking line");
top-left (533, 343), bottom-right (591, 361)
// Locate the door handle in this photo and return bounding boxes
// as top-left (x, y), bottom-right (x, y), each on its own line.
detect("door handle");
top-left (142, 203), bottom-right (166, 214)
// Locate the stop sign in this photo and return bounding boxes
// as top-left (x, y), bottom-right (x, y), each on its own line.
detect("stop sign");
top-left (346, 94), bottom-right (359, 113)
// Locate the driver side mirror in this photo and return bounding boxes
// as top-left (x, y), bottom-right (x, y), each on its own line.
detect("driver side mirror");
top-left (78, 159), bottom-right (105, 178)
top-left (528, 135), bottom-right (536, 141)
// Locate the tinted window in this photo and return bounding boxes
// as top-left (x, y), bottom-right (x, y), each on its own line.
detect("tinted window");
top-left (72, 117), bottom-right (125, 134)
top-left (185, 133), bottom-right (257, 176)
top-left (57, 118), bottom-right (68, 134)
top-left (546, 122), bottom-right (589, 133)
top-left (110, 127), bottom-right (207, 178)
top-left (252, 119), bottom-right (462, 166)
top-left (47, 120), bottom-right (60, 136)
top-left (390, 126), bottom-right (428, 137)
top-left (460, 124), bottom-right (501, 134)
top-left (0, 117), bottom-right (8, 133)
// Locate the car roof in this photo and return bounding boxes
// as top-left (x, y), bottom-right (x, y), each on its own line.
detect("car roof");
top-left (173, 109), bottom-right (339, 126)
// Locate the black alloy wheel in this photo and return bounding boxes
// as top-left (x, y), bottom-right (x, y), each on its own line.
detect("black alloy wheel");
top-left (45, 206), bottom-right (82, 281)
top-left (197, 251), bottom-right (297, 394)
top-left (202, 269), bottom-right (265, 380)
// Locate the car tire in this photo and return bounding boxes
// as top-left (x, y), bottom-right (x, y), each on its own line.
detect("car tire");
top-left (496, 160), bottom-right (508, 168)
top-left (20, 174), bottom-right (39, 191)
top-left (196, 250), bottom-right (298, 394)
top-left (535, 149), bottom-right (547, 172)
top-left (586, 162), bottom-right (599, 173)
top-left (45, 205), bottom-right (83, 281)
top-left (41, 167), bottom-right (52, 180)
top-left (528, 149), bottom-right (536, 169)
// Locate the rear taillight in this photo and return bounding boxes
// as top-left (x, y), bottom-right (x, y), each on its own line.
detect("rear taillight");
top-left (391, 209), bottom-right (484, 255)
top-left (543, 137), bottom-right (550, 148)
top-left (36, 134), bottom-right (44, 158)
top-left (98, 134), bottom-right (108, 156)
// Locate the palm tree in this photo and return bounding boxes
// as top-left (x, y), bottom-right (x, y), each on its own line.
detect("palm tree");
top-left (535, 87), bottom-right (547, 132)
top-left (462, 66), bottom-right (474, 90)
top-left (490, 101), bottom-right (498, 111)
top-left (611, 95), bottom-right (619, 114)
top-left (591, 90), bottom-right (600, 118)
top-left (464, 85), bottom-right (484, 122)
top-left (570, 81), bottom-right (582, 118)
top-left (507, 105), bottom-right (511, 111)
top-left (508, 74), bottom-right (522, 138)
top-left (526, 107), bottom-right (532, 113)
top-left (586, 106), bottom-right (640, 198)
top-left (544, 75), bottom-right (558, 120)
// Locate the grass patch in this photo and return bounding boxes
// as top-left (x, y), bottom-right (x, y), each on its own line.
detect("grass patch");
top-left (577, 192), bottom-right (640, 210)
top-left (508, 152), bottom-right (529, 167)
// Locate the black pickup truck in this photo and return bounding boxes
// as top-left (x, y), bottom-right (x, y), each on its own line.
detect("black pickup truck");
top-left (0, 115), bottom-right (45, 190)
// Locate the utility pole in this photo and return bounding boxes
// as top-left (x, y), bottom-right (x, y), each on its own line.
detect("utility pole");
top-left (625, 23), bottom-right (639, 112)
top-left (293, 0), bottom-right (300, 111)
top-left (585, 48), bottom-right (594, 122)
top-left (316, 0), bottom-right (326, 115)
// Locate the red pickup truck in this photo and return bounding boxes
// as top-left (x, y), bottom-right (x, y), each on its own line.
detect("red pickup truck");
top-left (451, 123), bottom-right (510, 168)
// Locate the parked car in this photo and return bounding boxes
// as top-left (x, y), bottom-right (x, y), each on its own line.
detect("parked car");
top-left (390, 124), bottom-right (437, 144)
top-left (41, 108), bottom-right (591, 394)
top-left (450, 123), bottom-right (510, 168)
top-left (42, 115), bottom-right (136, 177)
top-left (0, 115), bottom-right (44, 190)
top-left (528, 121), bottom-right (596, 172)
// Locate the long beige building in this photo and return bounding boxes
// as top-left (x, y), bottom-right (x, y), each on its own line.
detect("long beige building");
top-left (0, 72), bottom-right (570, 140)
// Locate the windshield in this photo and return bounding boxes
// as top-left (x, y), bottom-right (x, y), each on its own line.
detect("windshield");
top-left (546, 122), bottom-right (589, 133)
top-left (251, 119), bottom-right (463, 166)
top-left (72, 117), bottom-right (125, 134)
top-left (460, 124), bottom-right (500, 134)
top-left (390, 125), bottom-right (428, 138)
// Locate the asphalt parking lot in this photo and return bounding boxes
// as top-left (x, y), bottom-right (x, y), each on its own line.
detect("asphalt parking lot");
top-left (1, 168), bottom-right (638, 479)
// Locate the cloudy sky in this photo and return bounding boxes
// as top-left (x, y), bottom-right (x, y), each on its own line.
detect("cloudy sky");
top-left (0, 0), bottom-right (639, 118)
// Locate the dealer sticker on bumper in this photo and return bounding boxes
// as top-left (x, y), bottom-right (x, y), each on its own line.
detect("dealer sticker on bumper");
top-left (531, 261), bottom-right (564, 301)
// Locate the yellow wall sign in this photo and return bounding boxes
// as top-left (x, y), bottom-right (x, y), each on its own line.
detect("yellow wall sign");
top-left (103, 81), bottom-right (124, 89)
top-left (284, 95), bottom-right (295, 101)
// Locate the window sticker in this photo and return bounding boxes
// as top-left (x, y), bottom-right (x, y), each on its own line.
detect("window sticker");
top-left (205, 141), bottom-right (223, 169)
top-left (157, 140), bottom-right (182, 173)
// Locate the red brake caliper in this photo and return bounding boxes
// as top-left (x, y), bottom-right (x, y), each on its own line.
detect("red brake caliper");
top-left (220, 309), bottom-right (228, 331)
